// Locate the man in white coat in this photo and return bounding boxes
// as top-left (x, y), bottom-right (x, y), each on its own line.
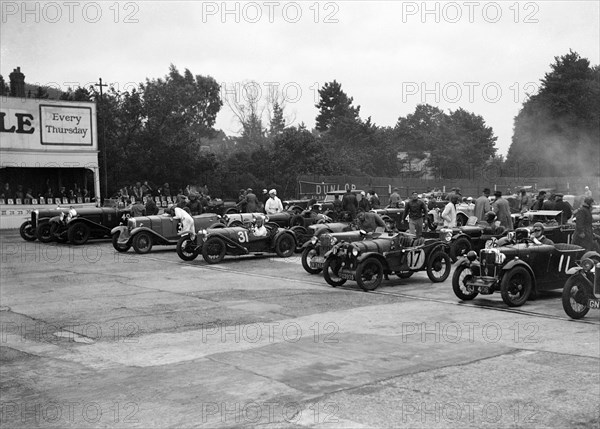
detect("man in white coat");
top-left (442, 195), bottom-right (459, 228)
top-left (265, 189), bottom-right (283, 215)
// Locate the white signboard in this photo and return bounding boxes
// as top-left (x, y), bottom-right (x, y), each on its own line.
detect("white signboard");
top-left (40, 104), bottom-right (93, 145)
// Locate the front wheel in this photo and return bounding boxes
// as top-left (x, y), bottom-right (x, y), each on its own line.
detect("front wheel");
top-left (450, 237), bottom-right (471, 261)
top-left (202, 237), bottom-right (226, 264)
top-left (176, 235), bottom-right (198, 261)
top-left (36, 223), bottom-right (53, 243)
top-left (323, 257), bottom-right (347, 287)
top-left (19, 221), bottom-right (36, 241)
top-left (112, 233), bottom-right (131, 253)
top-left (133, 232), bottom-right (153, 254)
top-left (452, 264), bottom-right (478, 300)
top-left (562, 275), bottom-right (592, 319)
top-left (67, 223), bottom-right (90, 245)
top-left (301, 246), bottom-right (322, 274)
top-left (426, 250), bottom-right (451, 282)
top-left (275, 234), bottom-right (295, 258)
top-left (500, 266), bottom-right (532, 307)
top-left (356, 258), bottom-right (384, 291)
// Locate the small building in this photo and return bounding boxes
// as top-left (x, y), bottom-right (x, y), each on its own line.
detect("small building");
top-left (397, 151), bottom-right (434, 179)
top-left (1, 68), bottom-right (100, 229)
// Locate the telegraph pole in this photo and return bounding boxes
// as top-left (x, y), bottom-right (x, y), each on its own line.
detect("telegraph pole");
top-left (95, 78), bottom-right (108, 202)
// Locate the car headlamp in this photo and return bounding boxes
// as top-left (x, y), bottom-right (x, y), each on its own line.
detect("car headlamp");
top-left (128, 218), bottom-right (136, 228)
top-left (331, 237), bottom-right (338, 245)
top-left (352, 247), bottom-right (359, 257)
top-left (466, 250), bottom-right (478, 261)
top-left (310, 236), bottom-right (318, 245)
top-left (581, 258), bottom-right (595, 272)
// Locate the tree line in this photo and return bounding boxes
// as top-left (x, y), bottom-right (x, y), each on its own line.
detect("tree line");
top-left (1, 50), bottom-right (597, 199)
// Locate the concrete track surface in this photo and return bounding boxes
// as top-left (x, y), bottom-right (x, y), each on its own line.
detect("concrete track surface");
top-left (1, 230), bottom-right (598, 428)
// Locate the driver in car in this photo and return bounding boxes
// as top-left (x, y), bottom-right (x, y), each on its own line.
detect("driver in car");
top-left (531, 222), bottom-right (554, 245)
top-left (251, 215), bottom-right (268, 237)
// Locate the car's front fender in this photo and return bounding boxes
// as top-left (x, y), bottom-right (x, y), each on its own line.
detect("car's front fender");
top-left (501, 259), bottom-right (536, 283)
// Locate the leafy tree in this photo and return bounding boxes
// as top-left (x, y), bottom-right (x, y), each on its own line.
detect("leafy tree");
top-left (506, 50), bottom-right (600, 176)
top-left (269, 101), bottom-right (286, 136)
top-left (315, 80), bottom-right (360, 133)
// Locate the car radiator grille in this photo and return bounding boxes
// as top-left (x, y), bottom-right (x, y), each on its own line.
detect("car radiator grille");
top-left (320, 236), bottom-right (332, 254)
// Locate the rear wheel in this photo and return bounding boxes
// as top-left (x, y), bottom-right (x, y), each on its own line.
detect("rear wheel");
top-left (112, 233), bottom-right (131, 253)
top-left (500, 266), bottom-right (532, 307)
top-left (426, 250), bottom-right (451, 282)
top-left (19, 221), bottom-right (36, 241)
top-left (67, 223), bottom-right (90, 245)
top-left (452, 265), bottom-right (478, 300)
top-left (450, 237), bottom-right (471, 261)
top-left (323, 257), bottom-right (347, 287)
top-left (275, 234), bottom-right (295, 258)
top-left (356, 258), bottom-right (384, 291)
top-left (301, 245), bottom-right (322, 274)
top-left (36, 223), bottom-right (53, 243)
top-left (562, 275), bottom-right (591, 319)
top-left (176, 235), bottom-right (198, 261)
top-left (202, 237), bottom-right (227, 264)
top-left (133, 232), bottom-right (153, 254)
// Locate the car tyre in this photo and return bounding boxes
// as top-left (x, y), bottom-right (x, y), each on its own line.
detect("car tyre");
top-left (202, 237), bottom-right (226, 264)
top-left (36, 223), bottom-right (54, 243)
top-left (50, 222), bottom-right (68, 243)
top-left (301, 245), bottom-right (323, 274)
top-left (323, 257), bottom-right (347, 287)
top-left (450, 237), bottom-right (471, 261)
top-left (426, 250), bottom-right (451, 282)
top-left (19, 221), bottom-right (36, 241)
top-left (561, 275), bottom-right (591, 319)
top-left (356, 257), bottom-right (384, 291)
top-left (133, 232), bottom-right (153, 254)
top-left (176, 235), bottom-right (198, 261)
top-left (452, 264), bottom-right (478, 300)
top-left (500, 266), bottom-right (532, 307)
top-left (275, 234), bottom-right (295, 258)
top-left (289, 214), bottom-right (304, 227)
top-left (112, 233), bottom-right (131, 253)
top-left (67, 222), bottom-right (91, 245)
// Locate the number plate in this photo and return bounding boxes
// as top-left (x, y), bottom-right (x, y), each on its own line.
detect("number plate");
top-left (309, 256), bottom-right (325, 269)
top-left (339, 272), bottom-right (355, 280)
top-left (588, 299), bottom-right (600, 309)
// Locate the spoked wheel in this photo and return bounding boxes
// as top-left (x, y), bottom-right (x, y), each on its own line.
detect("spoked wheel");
top-left (562, 275), bottom-right (592, 319)
top-left (176, 235), bottom-right (199, 261)
top-left (452, 265), bottom-right (478, 300)
top-left (133, 232), bottom-right (153, 254)
top-left (275, 234), bottom-right (295, 258)
top-left (500, 266), bottom-right (532, 307)
top-left (323, 257), bottom-right (347, 287)
top-left (112, 233), bottom-right (131, 253)
top-left (426, 251), bottom-right (451, 282)
top-left (450, 237), bottom-right (471, 261)
top-left (36, 223), bottom-right (53, 243)
top-left (67, 223), bottom-right (91, 245)
top-left (202, 237), bottom-right (227, 264)
top-left (301, 245), bottom-right (322, 274)
top-left (356, 258), bottom-right (384, 291)
top-left (19, 221), bottom-right (36, 241)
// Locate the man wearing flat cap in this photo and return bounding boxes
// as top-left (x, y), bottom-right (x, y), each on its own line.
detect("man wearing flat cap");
top-left (573, 197), bottom-right (596, 251)
top-left (265, 189), bottom-right (283, 214)
top-left (492, 190), bottom-right (513, 231)
top-left (531, 222), bottom-right (554, 245)
top-left (553, 194), bottom-right (572, 224)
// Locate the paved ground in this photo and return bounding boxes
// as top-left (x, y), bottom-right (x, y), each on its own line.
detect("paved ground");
top-left (1, 230), bottom-right (599, 428)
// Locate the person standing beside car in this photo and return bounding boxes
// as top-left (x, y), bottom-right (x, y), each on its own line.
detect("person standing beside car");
top-left (389, 187), bottom-right (401, 208)
top-left (245, 188), bottom-right (259, 213)
top-left (442, 194), bottom-right (459, 228)
top-left (573, 197), bottom-right (595, 251)
top-left (265, 189), bottom-right (283, 215)
top-left (342, 188), bottom-right (358, 221)
top-left (474, 188), bottom-right (491, 221)
top-left (492, 191), bottom-right (513, 231)
top-left (402, 192), bottom-right (428, 238)
top-left (358, 191), bottom-right (371, 213)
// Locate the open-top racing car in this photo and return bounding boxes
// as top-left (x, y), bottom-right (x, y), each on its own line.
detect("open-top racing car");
top-left (176, 220), bottom-right (297, 263)
top-left (19, 208), bottom-right (70, 242)
top-left (322, 232), bottom-right (451, 291)
top-left (47, 207), bottom-right (131, 245)
top-left (452, 228), bottom-right (598, 307)
top-left (111, 213), bottom-right (224, 253)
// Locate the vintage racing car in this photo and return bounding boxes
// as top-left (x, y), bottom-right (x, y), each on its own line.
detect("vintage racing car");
top-left (562, 258), bottom-right (600, 319)
top-left (370, 207), bottom-right (408, 232)
top-left (47, 207), bottom-right (132, 245)
top-left (322, 232), bottom-right (452, 290)
top-left (176, 222), bottom-right (297, 263)
top-left (111, 213), bottom-right (224, 253)
top-left (19, 208), bottom-right (70, 242)
top-left (452, 228), bottom-right (598, 307)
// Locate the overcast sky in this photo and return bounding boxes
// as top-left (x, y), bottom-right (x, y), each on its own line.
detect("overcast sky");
top-left (2, 1), bottom-right (599, 156)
